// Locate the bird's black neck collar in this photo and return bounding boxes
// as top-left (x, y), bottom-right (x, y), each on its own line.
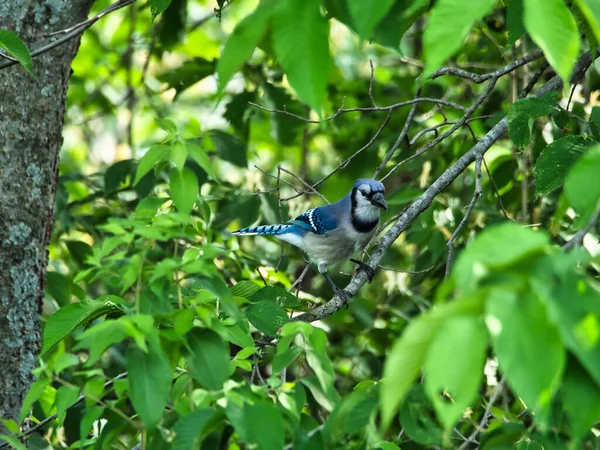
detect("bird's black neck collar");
top-left (350, 187), bottom-right (379, 233)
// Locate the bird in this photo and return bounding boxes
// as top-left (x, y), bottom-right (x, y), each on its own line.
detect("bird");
top-left (231, 179), bottom-right (388, 302)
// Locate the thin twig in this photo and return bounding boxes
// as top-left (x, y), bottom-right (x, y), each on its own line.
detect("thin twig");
top-left (482, 157), bottom-right (513, 220)
top-left (445, 155), bottom-right (483, 277)
top-left (563, 203), bottom-right (600, 251)
top-left (288, 264), bottom-right (311, 292)
top-left (0, 0), bottom-right (137, 71)
top-left (373, 88), bottom-right (422, 179)
top-left (0, 373), bottom-right (128, 449)
top-left (459, 376), bottom-right (506, 450)
top-left (368, 59), bottom-right (378, 107)
top-left (380, 78), bottom-right (498, 182)
top-left (377, 264), bottom-right (434, 274)
top-left (278, 166), bottom-right (330, 204)
top-left (248, 97), bottom-right (468, 124)
top-left (430, 50), bottom-right (543, 83)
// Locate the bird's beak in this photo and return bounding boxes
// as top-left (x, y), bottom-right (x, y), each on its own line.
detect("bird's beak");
top-left (370, 192), bottom-right (388, 211)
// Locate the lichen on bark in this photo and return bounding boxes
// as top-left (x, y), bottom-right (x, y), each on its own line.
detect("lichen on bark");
top-left (0, 0), bottom-right (93, 427)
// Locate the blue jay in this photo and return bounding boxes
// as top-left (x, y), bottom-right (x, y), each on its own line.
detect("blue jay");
top-left (232, 179), bottom-right (388, 302)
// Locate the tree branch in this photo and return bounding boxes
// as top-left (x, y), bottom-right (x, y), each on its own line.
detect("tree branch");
top-left (284, 49), bottom-right (595, 326)
top-left (563, 203), bottom-right (600, 252)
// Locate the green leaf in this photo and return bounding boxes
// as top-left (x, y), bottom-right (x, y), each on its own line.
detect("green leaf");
top-left (508, 94), bottom-right (557, 148)
top-left (327, 388), bottom-right (377, 441)
top-left (75, 319), bottom-right (129, 364)
top-left (523, 0), bottom-right (579, 83)
top-left (347, 0), bottom-right (395, 40)
top-left (564, 145), bottom-right (600, 218)
top-left (19, 379), bottom-right (51, 423)
top-left (80, 406), bottom-right (104, 442)
top-left (134, 144), bottom-right (170, 185)
top-left (507, 0), bottom-right (526, 46)
top-left (186, 143), bottom-right (217, 180)
top-left (0, 30), bottom-right (33, 76)
top-left (171, 141), bottom-right (188, 172)
top-left (0, 435), bottom-right (27, 450)
top-left (126, 343), bottom-right (172, 429)
top-left (272, 0), bottom-right (331, 113)
top-left (372, 0), bottom-right (431, 49)
top-left (170, 167), bottom-right (199, 215)
top-left (534, 136), bottom-right (597, 197)
top-left (246, 300), bottom-right (289, 335)
top-left (150, 0), bottom-right (173, 20)
top-left (42, 298), bottom-right (125, 356)
top-left (399, 385), bottom-right (444, 445)
top-left (562, 361), bottom-right (600, 440)
top-left (231, 280), bottom-right (261, 299)
top-left (172, 408), bottom-right (216, 450)
top-left (157, 58), bottom-right (215, 99)
top-left (485, 290), bottom-right (565, 425)
top-left (46, 272), bottom-right (72, 307)
top-left (184, 328), bottom-right (231, 390)
top-left (380, 296), bottom-right (485, 428)
top-left (261, 82), bottom-right (304, 146)
top-left (574, 0), bottom-right (600, 44)
top-left (217, 4), bottom-right (273, 90)
top-left (55, 385), bottom-right (79, 426)
top-left (422, 0), bottom-right (496, 77)
top-left (453, 222), bottom-right (548, 292)
top-left (104, 159), bottom-right (133, 193)
top-left (250, 285), bottom-right (303, 309)
top-left (424, 316), bottom-right (488, 429)
top-left (210, 130), bottom-right (247, 167)
top-left (229, 402), bottom-right (285, 450)
top-left (273, 347), bottom-right (303, 373)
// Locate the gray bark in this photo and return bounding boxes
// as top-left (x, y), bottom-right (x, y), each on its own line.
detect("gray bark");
top-left (0, 0), bottom-right (93, 424)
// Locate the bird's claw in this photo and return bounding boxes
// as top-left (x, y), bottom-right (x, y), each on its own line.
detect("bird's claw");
top-left (350, 259), bottom-right (375, 283)
top-left (335, 288), bottom-right (351, 308)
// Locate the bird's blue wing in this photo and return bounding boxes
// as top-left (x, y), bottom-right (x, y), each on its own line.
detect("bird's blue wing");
top-left (289, 205), bottom-right (339, 234)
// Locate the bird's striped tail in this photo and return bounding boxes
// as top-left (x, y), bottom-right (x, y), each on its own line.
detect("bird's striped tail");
top-left (231, 224), bottom-right (293, 236)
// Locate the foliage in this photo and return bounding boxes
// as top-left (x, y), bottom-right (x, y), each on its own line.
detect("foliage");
top-left (1, 0), bottom-right (600, 448)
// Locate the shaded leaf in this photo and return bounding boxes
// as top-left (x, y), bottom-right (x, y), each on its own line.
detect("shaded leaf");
top-left (534, 135), bottom-right (596, 197)
top-left (170, 167), bottom-right (199, 215)
top-left (347, 0), bottom-right (395, 40)
top-left (246, 300), bottom-right (289, 335)
top-left (272, 0), bottom-right (330, 113)
top-left (172, 408), bottom-right (216, 450)
top-left (158, 58), bottom-right (215, 99)
top-left (507, 0), bottom-right (526, 46)
top-left (126, 344), bottom-right (172, 429)
top-left (422, 0), bottom-right (496, 77)
top-left (564, 145), bottom-right (600, 218)
top-left (523, 0), bottom-right (579, 83)
top-left (0, 30), bottom-right (33, 75)
top-left (210, 130), bottom-right (247, 167)
top-left (184, 328), bottom-right (231, 390)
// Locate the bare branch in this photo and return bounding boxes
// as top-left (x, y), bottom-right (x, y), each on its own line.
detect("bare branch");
top-left (459, 376), bottom-right (506, 449)
top-left (445, 155), bottom-right (483, 277)
top-left (248, 97), bottom-right (468, 124)
top-left (373, 87), bottom-right (421, 179)
top-left (0, 0), bottom-right (136, 71)
top-left (368, 59), bottom-right (378, 107)
top-left (563, 203), bottom-right (600, 252)
top-left (430, 49), bottom-right (544, 83)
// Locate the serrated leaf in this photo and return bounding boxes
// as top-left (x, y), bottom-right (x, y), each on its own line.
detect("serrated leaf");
top-left (246, 300), bottom-right (289, 335)
top-left (134, 144), bottom-right (170, 185)
top-left (507, 0), bottom-right (526, 46)
top-left (347, 0), bottom-right (395, 39)
top-left (172, 408), bottom-right (216, 450)
top-left (564, 145), bottom-right (600, 218)
top-left (575, 0), bottom-right (600, 44)
top-left (524, 0), bottom-right (579, 83)
top-left (422, 0), bottom-right (496, 77)
top-left (210, 130), bottom-right (247, 167)
top-left (184, 328), bottom-right (231, 390)
top-left (0, 29), bottom-right (33, 76)
top-left (186, 143), bottom-right (217, 180)
top-left (380, 296), bottom-right (485, 428)
top-left (486, 290), bottom-right (565, 426)
top-left (170, 167), bottom-right (198, 215)
top-left (157, 58), bottom-right (215, 99)
top-left (42, 298), bottom-right (125, 357)
top-left (534, 136), bottom-right (597, 197)
top-left (508, 95), bottom-right (557, 148)
top-left (272, 0), bottom-right (331, 113)
top-left (372, 0), bottom-right (431, 49)
top-left (217, 4), bottom-right (273, 90)
top-left (126, 344), bottom-right (172, 429)
top-left (424, 316), bottom-right (488, 429)
top-left (231, 280), bottom-right (261, 299)
top-left (150, 0), bottom-right (173, 20)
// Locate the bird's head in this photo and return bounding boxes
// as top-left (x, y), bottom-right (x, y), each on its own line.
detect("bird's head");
top-left (352, 179), bottom-right (388, 212)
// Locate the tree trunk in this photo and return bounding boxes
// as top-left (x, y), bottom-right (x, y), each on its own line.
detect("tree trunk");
top-left (0, 1), bottom-right (93, 425)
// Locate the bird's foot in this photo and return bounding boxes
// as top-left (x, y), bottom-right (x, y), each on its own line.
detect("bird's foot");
top-left (350, 259), bottom-right (375, 283)
top-left (335, 288), bottom-right (351, 308)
